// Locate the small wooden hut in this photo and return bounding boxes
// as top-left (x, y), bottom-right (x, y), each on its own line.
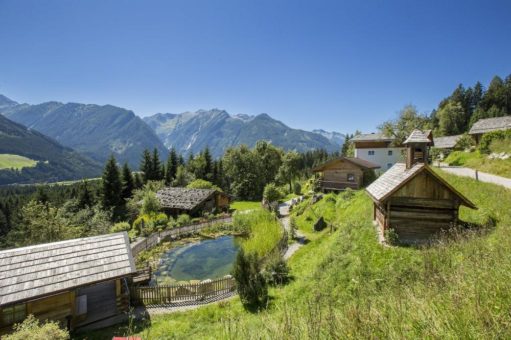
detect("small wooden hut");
top-left (366, 130), bottom-right (476, 244)
top-left (156, 187), bottom-right (230, 216)
top-left (312, 157), bottom-right (380, 191)
top-left (0, 232), bottom-right (137, 335)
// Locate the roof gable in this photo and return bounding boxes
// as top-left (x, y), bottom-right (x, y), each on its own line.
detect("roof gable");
top-left (404, 129), bottom-right (433, 144)
top-left (366, 163), bottom-right (476, 209)
top-left (0, 232), bottom-right (136, 306)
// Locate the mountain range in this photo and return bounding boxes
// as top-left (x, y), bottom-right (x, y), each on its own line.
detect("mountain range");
top-left (0, 113), bottom-right (101, 185)
top-left (0, 94), bottom-right (344, 180)
top-left (0, 96), bottom-right (167, 167)
top-left (143, 109), bottom-right (344, 157)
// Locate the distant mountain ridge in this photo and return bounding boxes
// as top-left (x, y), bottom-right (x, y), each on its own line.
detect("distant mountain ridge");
top-left (0, 96), bottom-right (168, 167)
top-left (0, 114), bottom-right (101, 185)
top-left (144, 109), bottom-right (344, 157)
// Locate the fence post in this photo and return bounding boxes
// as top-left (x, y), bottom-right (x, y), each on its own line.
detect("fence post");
top-left (475, 170), bottom-right (479, 181)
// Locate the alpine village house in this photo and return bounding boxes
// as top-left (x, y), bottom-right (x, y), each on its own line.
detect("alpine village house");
top-left (313, 157), bottom-right (380, 191)
top-left (366, 130), bottom-right (477, 244)
top-left (351, 133), bottom-right (405, 174)
top-left (0, 232), bottom-right (137, 335)
top-left (156, 187), bottom-right (230, 216)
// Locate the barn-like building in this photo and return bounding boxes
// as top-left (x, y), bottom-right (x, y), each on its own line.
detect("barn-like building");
top-left (366, 130), bottom-right (477, 244)
top-left (156, 187), bottom-right (230, 216)
top-left (312, 157), bottom-right (380, 191)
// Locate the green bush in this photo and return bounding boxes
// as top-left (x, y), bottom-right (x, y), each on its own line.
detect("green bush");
top-left (110, 221), bottom-right (130, 233)
top-left (133, 214), bottom-right (154, 236)
top-left (141, 190), bottom-right (161, 215)
top-left (176, 214), bottom-right (191, 226)
top-left (478, 130), bottom-right (511, 154)
top-left (263, 253), bottom-right (290, 286)
top-left (186, 179), bottom-right (222, 191)
top-left (4, 315), bottom-right (69, 340)
top-left (263, 183), bottom-right (282, 205)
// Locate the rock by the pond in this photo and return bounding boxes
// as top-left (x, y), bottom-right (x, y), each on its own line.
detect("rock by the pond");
top-left (314, 217), bottom-right (327, 231)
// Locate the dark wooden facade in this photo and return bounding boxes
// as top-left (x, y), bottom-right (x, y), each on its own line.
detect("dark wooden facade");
top-left (366, 130), bottom-right (476, 244)
top-left (313, 157), bottom-right (380, 191)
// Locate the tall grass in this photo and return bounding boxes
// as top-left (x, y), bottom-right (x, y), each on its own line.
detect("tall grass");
top-left (445, 150), bottom-right (511, 178)
top-left (233, 209), bottom-right (283, 257)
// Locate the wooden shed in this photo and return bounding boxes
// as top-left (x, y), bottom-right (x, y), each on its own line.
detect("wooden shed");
top-left (366, 130), bottom-right (476, 244)
top-left (0, 232), bottom-right (137, 335)
top-left (156, 187), bottom-right (231, 216)
top-left (313, 157), bottom-right (380, 191)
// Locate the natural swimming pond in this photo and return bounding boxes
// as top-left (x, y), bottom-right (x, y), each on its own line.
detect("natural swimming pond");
top-left (150, 235), bottom-right (240, 285)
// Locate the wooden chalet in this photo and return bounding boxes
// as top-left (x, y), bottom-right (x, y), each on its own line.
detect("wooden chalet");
top-left (0, 232), bottom-right (137, 335)
top-left (366, 130), bottom-right (477, 244)
top-left (313, 157), bottom-right (380, 191)
top-left (156, 187), bottom-right (230, 216)
top-left (469, 116), bottom-right (511, 144)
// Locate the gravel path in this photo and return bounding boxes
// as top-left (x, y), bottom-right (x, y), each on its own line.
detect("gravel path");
top-left (437, 165), bottom-right (511, 189)
top-left (279, 198), bottom-right (307, 260)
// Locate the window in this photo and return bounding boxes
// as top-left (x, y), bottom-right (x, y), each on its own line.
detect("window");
top-left (0, 304), bottom-right (26, 327)
top-left (347, 173), bottom-right (355, 182)
top-left (368, 150), bottom-right (375, 156)
top-left (388, 150), bottom-right (393, 156)
top-left (387, 163), bottom-right (393, 169)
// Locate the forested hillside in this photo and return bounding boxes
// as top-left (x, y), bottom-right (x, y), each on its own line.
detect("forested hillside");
top-left (0, 95), bottom-right (168, 167)
top-left (0, 114), bottom-right (101, 185)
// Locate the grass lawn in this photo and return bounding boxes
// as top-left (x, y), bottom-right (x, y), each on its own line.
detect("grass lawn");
top-left (0, 154), bottom-right (38, 170)
top-left (80, 171), bottom-right (511, 339)
top-left (230, 200), bottom-right (261, 212)
top-left (445, 150), bottom-right (511, 178)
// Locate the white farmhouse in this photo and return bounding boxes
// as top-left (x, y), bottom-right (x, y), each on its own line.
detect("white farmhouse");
top-left (351, 133), bottom-right (405, 174)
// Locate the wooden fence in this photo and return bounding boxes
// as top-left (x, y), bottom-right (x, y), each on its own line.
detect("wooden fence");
top-left (131, 216), bottom-right (232, 257)
top-left (130, 276), bottom-right (236, 306)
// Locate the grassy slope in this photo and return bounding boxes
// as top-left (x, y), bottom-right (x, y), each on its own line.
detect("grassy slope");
top-left (0, 154), bottom-right (37, 170)
top-left (445, 150), bottom-right (511, 178)
top-left (230, 201), bottom-right (261, 212)
top-left (81, 171), bottom-right (511, 339)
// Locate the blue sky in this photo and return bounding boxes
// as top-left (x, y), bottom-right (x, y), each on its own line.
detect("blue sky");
top-left (0, 0), bottom-right (510, 133)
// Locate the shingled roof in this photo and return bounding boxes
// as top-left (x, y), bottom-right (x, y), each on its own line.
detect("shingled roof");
top-left (366, 163), bottom-right (476, 208)
top-left (469, 116), bottom-right (511, 135)
top-left (404, 129), bottom-right (433, 144)
top-left (351, 133), bottom-right (395, 142)
top-left (312, 157), bottom-right (380, 172)
top-left (156, 187), bottom-right (218, 210)
top-left (433, 135), bottom-right (463, 149)
top-left (0, 232), bottom-right (136, 306)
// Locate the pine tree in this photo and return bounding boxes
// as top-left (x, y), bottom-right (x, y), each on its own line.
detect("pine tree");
top-left (101, 155), bottom-right (122, 214)
top-left (77, 180), bottom-right (93, 208)
top-left (140, 149), bottom-right (152, 183)
top-left (151, 148), bottom-right (163, 181)
top-left (203, 147), bottom-right (213, 180)
top-left (34, 187), bottom-right (49, 205)
top-left (134, 173), bottom-right (144, 189)
top-left (165, 148), bottom-right (178, 186)
top-left (121, 163), bottom-right (134, 200)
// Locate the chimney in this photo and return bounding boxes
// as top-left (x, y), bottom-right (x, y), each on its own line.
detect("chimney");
top-left (403, 130), bottom-right (433, 169)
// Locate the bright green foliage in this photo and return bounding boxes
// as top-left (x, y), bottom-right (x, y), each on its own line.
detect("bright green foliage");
top-left (379, 105), bottom-right (432, 144)
top-left (176, 213), bottom-right (191, 226)
top-left (4, 315), bottom-right (69, 340)
top-left (233, 248), bottom-right (268, 310)
top-left (110, 222), bottom-right (130, 233)
top-left (186, 179), bottom-right (221, 191)
top-left (263, 183), bottom-right (282, 204)
top-left (0, 154), bottom-right (37, 170)
top-left (173, 165), bottom-right (192, 187)
top-left (478, 129), bottom-right (511, 154)
top-left (437, 101), bottom-right (466, 135)
top-left (230, 201), bottom-right (261, 212)
top-left (141, 191), bottom-right (161, 215)
top-left (234, 209), bottom-right (283, 256)
top-left (277, 151), bottom-right (301, 192)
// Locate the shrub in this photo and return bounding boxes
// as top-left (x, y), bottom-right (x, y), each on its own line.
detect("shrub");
top-left (141, 191), bottom-right (161, 215)
top-left (153, 213), bottom-right (168, 231)
top-left (478, 130), bottom-right (511, 154)
top-left (292, 182), bottom-right (302, 195)
top-left (233, 248), bottom-right (268, 310)
top-left (263, 253), bottom-right (290, 286)
top-left (176, 214), bottom-right (191, 226)
top-left (133, 214), bottom-right (154, 236)
top-left (110, 221), bottom-right (130, 233)
top-left (456, 133), bottom-right (475, 150)
top-left (4, 315), bottom-right (69, 340)
top-left (263, 183), bottom-right (282, 205)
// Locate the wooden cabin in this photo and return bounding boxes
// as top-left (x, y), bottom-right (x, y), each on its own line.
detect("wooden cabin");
top-left (156, 187), bottom-right (231, 216)
top-left (0, 232), bottom-right (137, 335)
top-left (312, 157), bottom-right (380, 191)
top-left (366, 130), bottom-right (476, 244)
top-left (469, 116), bottom-right (511, 144)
